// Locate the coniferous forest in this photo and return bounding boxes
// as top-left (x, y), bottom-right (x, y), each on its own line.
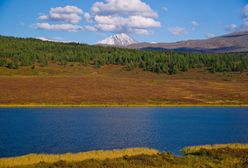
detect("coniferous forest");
top-left (0, 35), bottom-right (248, 75)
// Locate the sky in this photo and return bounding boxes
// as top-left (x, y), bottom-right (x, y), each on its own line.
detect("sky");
top-left (0, 0), bottom-right (248, 44)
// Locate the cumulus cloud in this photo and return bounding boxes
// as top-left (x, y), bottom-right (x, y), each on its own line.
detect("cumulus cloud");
top-left (95, 23), bottom-right (117, 32)
top-left (83, 12), bottom-right (92, 22)
top-left (205, 33), bottom-right (215, 38)
top-left (222, 5), bottom-right (248, 33)
top-left (191, 21), bottom-right (199, 30)
top-left (244, 18), bottom-right (248, 26)
top-left (244, 4), bottom-right (248, 17)
top-left (168, 27), bottom-right (188, 36)
top-left (220, 4), bottom-right (248, 33)
top-left (241, 4), bottom-right (248, 30)
top-left (35, 5), bottom-right (86, 32)
top-left (132, 28), bottom-right (150, 35)
top-left (128, 16), bottom-right (160, 28)
top-left (225, 24), bottom-right (237, 32)
top-left (84, 25), bottom-right (97, 31)
top-left (86, 0), bottom-right (160, 35)
top-left (35, 23), bottom-right (83, 32)
top-left (167, 21), bottom-right (198, 36)
top-left (91, 0), bottom-right (157, 18)
top-left (34, 1), bottom-right (160, 35)
top-left (38, 6), bottom-right (83, 24)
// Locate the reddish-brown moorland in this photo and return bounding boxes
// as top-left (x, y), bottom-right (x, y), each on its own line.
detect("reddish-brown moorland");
top-left (0, 64), bottom-right (247, 106)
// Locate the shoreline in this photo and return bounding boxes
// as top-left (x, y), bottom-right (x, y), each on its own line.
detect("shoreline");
top-left (0, 104), bottom-right (248, 108)
top-left (0, 148), bottom-right (159, 167)
top-left (1, 144), bottom-right (248, 168)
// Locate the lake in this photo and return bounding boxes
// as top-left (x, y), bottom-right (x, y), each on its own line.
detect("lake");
top-left (0, 107), bottom-right (248, 157)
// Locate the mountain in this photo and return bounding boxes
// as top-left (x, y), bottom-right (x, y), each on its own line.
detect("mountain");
top-left (129, 31), bottom-right (248, 53)
top-left (97, 33), bottom-right (137, 46)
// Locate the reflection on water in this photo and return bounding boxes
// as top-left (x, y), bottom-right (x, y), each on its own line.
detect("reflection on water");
top-left (0, 107), bottom-right (248, 157)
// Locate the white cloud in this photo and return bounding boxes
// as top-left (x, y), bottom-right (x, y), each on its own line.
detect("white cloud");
top-left (35, 6), bottom-right (87, 32)
top-left (50, 6), bottom-right (83, 14)
top-left (167, 21), bottom-right (198, 36)
top-left (86, 0), bottom-right (160, 35)
top-left (84, 25), bottom-right (97, 31)
top-left (244, 4), bottom-right (248, 17)
top-left (237, 4), bottom-right (248, 32)
top-left (38, 6), bottom-right (83, 24)
top-left (244, 18), bottom-right (248, 26)
top-left (91, 0), bottom-right (157, 18)
top-left (162, 7), bottom-right (168, 12)
top-left (34, 1), bottom-right (160, 35)
top-left (95, 23), bottom-right (117, 32)
top-left (94, 15), bottom-right (125, 25)
top-left (168, 27), bottom-right (188, 36)
top-left (128, 16), bottom-right (160, 28)
top-left (225, 24), bottom-right (237, 32)
top-left (91, 15), bottom-right (160, 34)
top-left (84, 12), bottom-right (92, 22)
top-left (205, 33), bottom-right (215, 38)
top-left (132, 28), bottom-right (150, 35)
top-left (35, 23), bottom-right (83, 32)
top-left (243, 5), bottom-right (248, 27)
top-left (191, 21), bottom-right (199, 30)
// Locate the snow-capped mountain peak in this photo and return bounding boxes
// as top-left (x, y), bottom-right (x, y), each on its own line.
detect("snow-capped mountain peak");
top-left (96, 33), bottom-right (137, 46)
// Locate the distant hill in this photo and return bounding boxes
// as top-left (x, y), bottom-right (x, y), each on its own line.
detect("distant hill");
top-left (129, 31), bottom-right (248, 53)
top-left (0, 35), bottom-right (247, 75)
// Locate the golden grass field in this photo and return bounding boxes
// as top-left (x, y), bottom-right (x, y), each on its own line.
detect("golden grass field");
top-left (0, 144), bottom-right (248, 168)
top-left (181, 143), bottom-right (248, 154)
top-left (0, 148), bottom-right (159, 168)
top-left (0, 64), bottom-right (248, 106)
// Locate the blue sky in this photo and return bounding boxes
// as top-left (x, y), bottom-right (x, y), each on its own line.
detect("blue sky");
top-left (0, 0), bottom-right (247, 44)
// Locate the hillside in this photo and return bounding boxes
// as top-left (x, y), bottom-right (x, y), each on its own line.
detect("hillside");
top-left (0, 35), bottom-right (248, 75)
top-left (129, 31), bottom-right (248, 53)
top-left (0, 35), bottom-right (248, 106)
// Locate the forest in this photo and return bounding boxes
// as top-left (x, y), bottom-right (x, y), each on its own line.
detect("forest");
top-left (0, 35), bottom-right (248, 75)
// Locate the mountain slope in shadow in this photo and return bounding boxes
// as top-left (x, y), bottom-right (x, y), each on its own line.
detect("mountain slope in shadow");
top-left (129, 31), bottom-right (248, 53)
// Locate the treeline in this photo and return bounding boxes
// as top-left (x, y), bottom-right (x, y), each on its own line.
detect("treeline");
top-left (0, 35), bottom-right (248, 75)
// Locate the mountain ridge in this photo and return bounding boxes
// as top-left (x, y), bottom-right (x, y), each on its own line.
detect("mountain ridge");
top-left (128, 31), bottom-right (248, 53)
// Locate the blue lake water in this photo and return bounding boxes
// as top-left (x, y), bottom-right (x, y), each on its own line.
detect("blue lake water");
top-left (0, 107), bottom-right (248, 157)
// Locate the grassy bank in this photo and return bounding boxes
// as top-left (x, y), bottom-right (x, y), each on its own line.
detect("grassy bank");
top-left (1, 144), bottom-right (248, 168)
top-left (182, 143), bottom-right (248, 154)
top-left (0, 148), bottom-right (158, 168)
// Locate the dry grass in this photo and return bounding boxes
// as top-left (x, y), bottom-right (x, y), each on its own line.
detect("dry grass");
top-left (0, 64), bottom-right (248, 106)
top-left (0, 148), bottom-right (159, 168)
top-left (1, 145), bottom-right (248, 168)
top-left (182, 143), bottom-right (248, 154)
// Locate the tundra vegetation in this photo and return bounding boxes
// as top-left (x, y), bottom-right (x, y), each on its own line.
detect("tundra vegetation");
top-left (1, 36), bottom-right (248, 106)
top-left (0, 144), bottom-right (248, 168)
top-left (0, 36), bottom-right (248, 75)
